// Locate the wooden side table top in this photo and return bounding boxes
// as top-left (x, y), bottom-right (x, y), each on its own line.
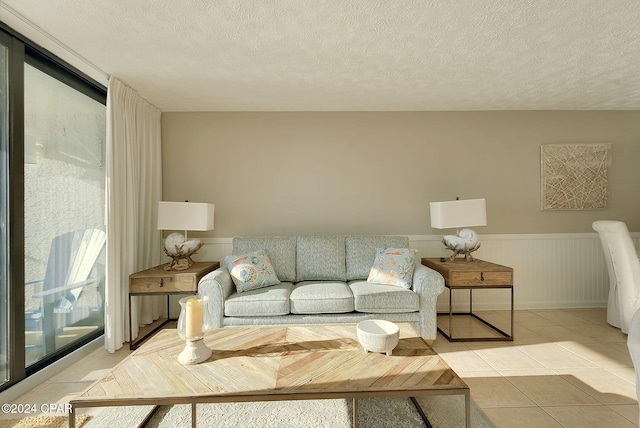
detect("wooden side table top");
top-left (422, 258), bottom-right (513, 288)
top-left (130, 261), bottom-right (219, 278)
top-left (129, 261), bottom-right (220, 294)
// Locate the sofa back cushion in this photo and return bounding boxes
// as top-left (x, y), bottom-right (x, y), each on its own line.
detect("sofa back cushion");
top-left (345, 235), bottom-right (410, 281)
top-left (232, 236), bottom-right (297, 282)
top-left (296, 235), bottom-right (347, 282)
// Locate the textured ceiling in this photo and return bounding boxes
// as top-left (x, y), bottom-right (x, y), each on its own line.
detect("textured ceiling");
top-left (2, 0), bottom-right (640, 112)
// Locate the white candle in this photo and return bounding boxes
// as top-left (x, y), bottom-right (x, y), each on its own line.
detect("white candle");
top-left (185, 298), bottom-right (203, 339)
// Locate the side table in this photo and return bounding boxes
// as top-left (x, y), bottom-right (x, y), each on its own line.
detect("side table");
top-left (129, 261), bottom-right (219, 349)
top-left (422, 258), bottom-right (514, 342)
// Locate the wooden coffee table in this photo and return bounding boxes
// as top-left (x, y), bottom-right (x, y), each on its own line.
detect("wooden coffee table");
top-left (69, 324), bottom-right (469, 427)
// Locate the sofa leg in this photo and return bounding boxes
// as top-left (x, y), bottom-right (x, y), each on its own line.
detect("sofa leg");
top-left (424, 339), bottom-right (434, 346)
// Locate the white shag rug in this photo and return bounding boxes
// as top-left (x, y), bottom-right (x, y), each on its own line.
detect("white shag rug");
top-left (138, 396), bottom-right (496, 428)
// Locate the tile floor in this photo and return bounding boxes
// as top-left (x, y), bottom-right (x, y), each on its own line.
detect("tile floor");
top-left (2, 308), bottom-right (638, 427)
top-left (433, 308), bottom-right (637, 427)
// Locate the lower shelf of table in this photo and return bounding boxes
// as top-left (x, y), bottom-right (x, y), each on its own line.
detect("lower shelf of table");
top-left (437, 312), bottom-right (513, 342)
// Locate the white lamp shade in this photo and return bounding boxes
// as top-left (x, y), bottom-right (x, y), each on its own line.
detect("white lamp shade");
top-left (430, 198), bottom-right (487, 229)
top-left (157, 201), bottom-right (215, 231)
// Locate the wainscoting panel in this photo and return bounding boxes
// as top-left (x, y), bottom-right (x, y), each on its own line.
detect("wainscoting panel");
top-left (410, 234), bottom-right (616, 312)
top-left (196, 238), bottom-right (233, 265)
top-left (194, 234), bottom-right (639, 312)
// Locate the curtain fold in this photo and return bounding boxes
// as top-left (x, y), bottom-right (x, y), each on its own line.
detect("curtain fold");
top-left (105, 76), bottom-right (163, 352)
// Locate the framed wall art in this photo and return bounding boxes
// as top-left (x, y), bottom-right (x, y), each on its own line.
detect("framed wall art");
top-left (540, 143), bottom-right (610, 210)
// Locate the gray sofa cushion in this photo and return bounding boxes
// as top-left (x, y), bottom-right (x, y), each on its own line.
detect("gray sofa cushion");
top-left (290, 281), bottom-right (354, 314)
top-left (225, 282), bottom-right (294, 317)
top-left (233, 236), bottom-right (296, 282)
top-left (296, 236), bottom-right (347, 282)
top-left (349, 281), bottom-right (419, 313)
top-left (345, 236), bottom-right (410, 281)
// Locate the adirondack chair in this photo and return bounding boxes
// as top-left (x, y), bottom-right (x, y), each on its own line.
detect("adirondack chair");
top-left (25, 228), bottom-right (106, 354)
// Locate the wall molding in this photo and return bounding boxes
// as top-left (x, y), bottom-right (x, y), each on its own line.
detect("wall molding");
top-left (200, 232), bottom-right (640, 244)
top-left (0, 3), bottom-right (109, 86)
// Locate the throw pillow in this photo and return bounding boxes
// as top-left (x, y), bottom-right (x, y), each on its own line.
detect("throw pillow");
top-left (367, 247), bottom-right (417, 289)
top-left (225, 250), bottom-right (280, 293)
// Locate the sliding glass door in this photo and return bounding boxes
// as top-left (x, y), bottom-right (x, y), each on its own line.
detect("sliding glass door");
top-left (0, 24), bottom-right (106, 390)
top-left (23, 63), bottom-right (106, 366)
top-left (0, 39), bottom-right (9, 388)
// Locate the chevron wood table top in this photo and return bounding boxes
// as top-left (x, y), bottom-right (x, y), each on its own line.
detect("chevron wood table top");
top-left (70, 323), bottom-right (469, 426)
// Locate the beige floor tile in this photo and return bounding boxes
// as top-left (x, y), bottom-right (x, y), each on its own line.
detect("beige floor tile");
top-left (51, 347), bottom-right (132, 383)
top-left (454, 369), bottom-right (502, 378)
top-left (463, 376), bottom-right (536, 408)
top-left (542, 405), bottom-right (637, 428)
top-left (521, 324), bottom-right (593, 343)
top-left (473, 346), bottom-right (546, 371)
top-left (607, 341), bottom-right (635, 356)
top-left (481, 407), bottom-right (563, 428)
top-left (514, 311), bottom-right (561, 326)
top-left (530, 309), bottom-right (596, 326)
top-left (607, 366), bottom-right (638, 384)
top-left (565, 324), bottom-right (628, 343)
top-left (465, 341), bottom-right (513, 352)
top-left (508, 326), bottom-right (547, 345)
top-left (505, 373), bottom-right (601, 406)
top-left (557, 341), bottom-right (633, 368)
top-left (431, 336), bottom-right (471, 353)
top-left (435, 348), bottom-right (495, 372)
top-left (517, 342), bottom-right (597, 369)
top-left (608, 404), bottom-right (639, 425)
top-left (497, 368), bottom-right (557, 377)
top-left (555, 368), bottom-right (636, 405)
top-left (564, 308), bottom-right (607, 324)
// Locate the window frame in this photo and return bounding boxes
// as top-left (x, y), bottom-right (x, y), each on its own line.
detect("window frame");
top-left (0, 22), bottom-right (107, 391)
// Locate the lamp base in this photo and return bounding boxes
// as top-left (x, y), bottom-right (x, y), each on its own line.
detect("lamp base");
top-left (446, 247), bottom-right (481, 262)
top-left (163, 233), bottom-right (204, 271)
top-left (163, 258), bottom-right (193, 271)
top-left (442, 228), bottom-right (481, 262)
top-left (178, 338), bottom-right (212, 365)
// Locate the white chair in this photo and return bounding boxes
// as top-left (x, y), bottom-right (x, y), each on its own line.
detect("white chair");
top-left (627, 308), bottom-right (640, 426)
top-left (593, 220), bottom-right (640, 333)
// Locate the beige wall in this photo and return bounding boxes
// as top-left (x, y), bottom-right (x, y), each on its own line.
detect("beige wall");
top-left (161, 111), bottom-right (640, 238)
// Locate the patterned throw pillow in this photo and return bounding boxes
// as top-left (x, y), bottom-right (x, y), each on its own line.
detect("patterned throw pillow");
top-left (225, 250), bottom-right (280, 293)
top-left (367, 248), bottom-right (417, 289)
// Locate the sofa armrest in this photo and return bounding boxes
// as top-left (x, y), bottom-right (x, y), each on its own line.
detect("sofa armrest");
top-left (412, 264), bottom-right (445, 297)
top-left (198, 267), bottom-right (234, 328)
top-left (411, 264), bottom-right (445, 341)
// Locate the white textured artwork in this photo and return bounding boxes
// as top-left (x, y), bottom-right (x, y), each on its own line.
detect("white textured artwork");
top-left (541, 143), bottom-right (609, 210)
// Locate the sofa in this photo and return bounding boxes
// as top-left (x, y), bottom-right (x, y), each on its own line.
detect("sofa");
top-left (198, 235), bottom-right (445, 341)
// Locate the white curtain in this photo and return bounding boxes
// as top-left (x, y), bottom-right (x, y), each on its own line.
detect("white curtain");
top-left (105, 76), bottom-right (163, 352)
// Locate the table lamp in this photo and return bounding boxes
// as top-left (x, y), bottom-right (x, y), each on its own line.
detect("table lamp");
top-left (177, 294), bottom-right (213, 364)
top-left (430, 198), bottom-right (487, 262)
top-left (157, 201), bottom-right (215, 271)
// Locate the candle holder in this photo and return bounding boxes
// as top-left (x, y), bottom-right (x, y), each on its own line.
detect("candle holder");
top-left (177, 294), bottom-right (213, 365)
